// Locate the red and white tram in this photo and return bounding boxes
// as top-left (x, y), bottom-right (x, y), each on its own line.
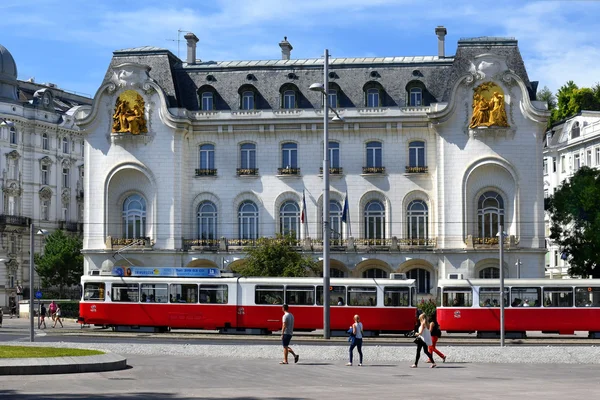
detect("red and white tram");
top-left (79, 275), bottom-right (418, 334)
top-left (437, 279), bottom-right (600, 338)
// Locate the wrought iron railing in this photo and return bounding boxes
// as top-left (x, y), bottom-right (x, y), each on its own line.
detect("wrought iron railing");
top-left (398, 238), bottom-right (436, 247)
top-left (472, 237), bottom-right (510, 245)
top-left (237, 168), bottom-right (259, 176)
top-left (319, 167), bottom-right (343, 175)
top-left (0, 215), bottom-right (30, 226)
top-left (405, 166), bottom-right (428, 174)
top-left (183, 238), bottom-right (220, 250)
top-left (362, 166), bottom-right (385, 174)
top-left (277, 167), bottom-right (301, 175)
top-left (227, 238), bottom-right (258, 247)
top-left (195, 168), bottom-right (217, 176)
top-left (354, 238), bottom-right (390, 246)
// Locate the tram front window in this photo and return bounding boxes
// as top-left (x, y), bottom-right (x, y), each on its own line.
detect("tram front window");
top-left (575, 287), bottom-right (600, 307)
top-left (83, 282), bottom-right (105, 301)
top-left (442, 287), bottom-right (472, 307)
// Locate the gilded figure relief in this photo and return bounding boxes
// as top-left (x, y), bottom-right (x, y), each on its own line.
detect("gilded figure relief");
top-left (112, 90), bottom-right (147, 135)
top-left (468, 82), bottom-right (509, 129)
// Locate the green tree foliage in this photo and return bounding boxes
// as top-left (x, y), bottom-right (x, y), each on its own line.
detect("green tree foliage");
top-left (550, 81), bottom-right (600, 125)
top-left (536, 85), bottom-right (557, 111)
top-left (34, 230), bottom-right (83, 297)
top-left (547, 167), bottom-right (600, 278)
top-left (233, 233), bottom-right (319, 277)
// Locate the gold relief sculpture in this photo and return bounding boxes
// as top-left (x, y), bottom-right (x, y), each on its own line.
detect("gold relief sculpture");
top-left (468, 82), bottom-right (509, 129)
top-left (112, 90), bottom-right (147, 134)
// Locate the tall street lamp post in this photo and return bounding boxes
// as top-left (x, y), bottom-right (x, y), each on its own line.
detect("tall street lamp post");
top-left (498, 224), bottom-right (505, 347)
top-left (29, 224), bottom-right (48, 342)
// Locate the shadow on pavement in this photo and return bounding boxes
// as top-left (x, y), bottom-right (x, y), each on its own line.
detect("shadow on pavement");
top-left (0, 392), bottom-right (311, 400)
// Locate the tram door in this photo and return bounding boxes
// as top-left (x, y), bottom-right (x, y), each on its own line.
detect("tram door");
top-left (235, 280), bottom-right (244, 329)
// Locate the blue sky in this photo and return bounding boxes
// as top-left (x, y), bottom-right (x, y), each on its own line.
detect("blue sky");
top-left (1, 0), bottom-right (599, 98)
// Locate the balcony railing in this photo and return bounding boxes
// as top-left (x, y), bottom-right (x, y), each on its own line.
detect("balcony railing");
top-left (0, 215), bottom-right (30, 227)
top-left (183, 238), bottom-right (220, 251)
top-left (237, 168), bottom-right (259, 176)
top-left (319, 167), bottom-right (343, 175)
top-left (398, 238), bottom-right (436, 247)
top-left (59, 221), bottom-right (80, 232)
top-left (277, 167), bottom-right (301, 176)
top-left (355, 238), bottom-right (391, 247)
top-left (195, 168), bottom-right (217, 176)
top-left (228, 238), bottom-right (258, 247)
top-left (405, 166), bottom-right (428, 174)
top-left (472, 237), bottom-right (510, 246)
top-left (362, 166), bottom-right (385, 174)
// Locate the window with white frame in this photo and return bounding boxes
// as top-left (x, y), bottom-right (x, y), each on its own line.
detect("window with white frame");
top-left (240, 143), bottom-right (256, 169)
top-left (587, 149), bottom-right (592, 166)
top-left (552, 157), bottom-right (556, 172)
top-left (279, 201), bottom-right (300, 239)
top-left (42, 133), bottom-right (49, 150)
top-left (574, 153), bottom-right (581, 171)
top-left (122, 194), bottom-right (146, 239)
top-left (7, 196), bottom-right (16, 215)
top-left (62, 167), bottom-right (70, 188)
top-left (241, 91), bottom-right (254, 110)
top-left (41, 164), bottom-right (49, 185)
top-left (201, 92), bottom-right (214, 111)
top-left (9, 127), bottom-right (17, 144)
top-left (81, 141), bottom-right (84, 156)
top-left (238, 201), bottom-right (258, 239)
top-left (596, 148), bottom-right (600, 166)
top-left (544, 189), bottom-right (549, 198)
top-left (561, 155), bottom-right (566, 173)
top-left (41, 200), bottom-right (50, 221)
top-left (283, 90), bottom-right (296, 109)
top-left (281, 142), bottom-right (298, 168)
top-left (328, 89), bottom-right (338, 108)
top-left (365, 141), bottom-right (382, 168)
top-left (571, 121), bottom-right (580, 138)
top-left (9, 158), bottom-right (19, 180)
top-left (366, 88), bottom-right (380, 107)
top-left (543, 158), bottom-right (548, 175)
top-left (329, 141), bottom-right (340, 168)
top-left (407, 200), bottom-right (428, 240)
top-left (479, 267), bottom-right (499, 279)
top-left (409, 87), bottom-right (422, 106)
top-left (409, 141), bottom-right (425, 167)
top-left (199, 144), bottom-right (215, 169)
top-left (197, 201), bottom-right (217, 241)
top-left (477, 191), bottom-right (504, 238)
top-left (62, 137), bottom-right (69, 153)
top-left (330, 201), bottom-right (343, 240)
top-left (62, 203), bottom-right (69, 221)
top-left (364, 200), bottom-right (385, 239)
top-left (363, 268), bottom-right (388, 279)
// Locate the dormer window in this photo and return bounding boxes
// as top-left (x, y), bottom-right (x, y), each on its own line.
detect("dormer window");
top-left (328, 89), bottom-right (338, 108)
top-left (571, 121), bottom-right (580, 139)
top-left (201, 92), bottom-right (214, 111)
top-left (366, 88), bottom-right (380, 108)
top-left (242, 91), bottom-right (254, 110)
top-left (283, 90), bottom-right (296, 109)
top-left (410, 88), bottom-right (422, 106)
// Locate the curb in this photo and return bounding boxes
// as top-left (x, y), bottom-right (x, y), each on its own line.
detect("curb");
top-left (0, 353), bottom-right (128, 375)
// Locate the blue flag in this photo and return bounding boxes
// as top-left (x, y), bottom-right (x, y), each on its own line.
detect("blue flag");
top-left (341, 192), bottom-right (349, 223)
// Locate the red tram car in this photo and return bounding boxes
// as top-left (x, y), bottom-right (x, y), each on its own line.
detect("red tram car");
top-left (79, 275), bottom-right (418, 334)
top-left (437, 279), bottom-right (600, 338)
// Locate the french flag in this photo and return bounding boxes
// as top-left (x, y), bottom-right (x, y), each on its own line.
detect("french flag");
top-left (301, 190), bottom-right (307, 223)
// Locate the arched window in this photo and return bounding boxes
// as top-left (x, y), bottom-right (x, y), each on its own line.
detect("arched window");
top-left (408, 141), bottom-right (425, 167)
top-left (331, 268), bottom-right (345, 277)
top-left (571, 121), bottom-right (580, 139)
top-left (407, 200), bottom-right (428, 240)
top-left (283, 90), bottom-right (296, 109)
top-left (366, 141), bottom-right (382, 168)
top-left (362, 268), bottom-right (388, 278)
top-left (330, 201), bottom-right (343, 241)
top-left (366, 88), bottom-right (380, 107)
top-left (201, 92), bottom-right (214, 111)
top-left (242, 91), bottom-right (255, 110)
top-left (479, 267), bottom-right (500, 279)
top-left (281, 142), bottom-right (298, 168)
top-left (238, 201), bottom-right (258, 239)
top-left (199, 144), bottom-right (215, 169)
top-left (477, 191), bottom-right (505, 238)
top-left (410, 87), bottom-right (423, 106)
top-left (122, 194), bottom-right (146, 239)
top-left (42, 133), bottom-right (49, 150)
top-left (279, 201), bottom-right (300, 238)
top-left (62, 137), bottom-right (69, 153)
top-left (364, 200), bottom-right (385, 240)
top-left (240, 143), bottom-right (256, 169)
top-left (198, 201), bottom-right (217, 241)
top-left (408, 268), bottom-right (431, 294)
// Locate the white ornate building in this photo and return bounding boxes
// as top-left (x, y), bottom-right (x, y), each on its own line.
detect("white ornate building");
top-left (0, 44), bottom-right (90, 307)
top-left (543, 111), bottom-right (600, 278)
top-left (75, 28), bottom-right (549, 297)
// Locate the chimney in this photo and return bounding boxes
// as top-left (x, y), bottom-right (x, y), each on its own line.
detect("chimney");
top-left (279, 36), bottom-right (293, 60)
top-left (435, 26), bottom-right (447, 58)
top-left (184, 32), bottom-right (199, 65)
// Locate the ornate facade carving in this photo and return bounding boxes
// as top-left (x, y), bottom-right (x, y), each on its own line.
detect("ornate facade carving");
top-left (6, 150), bottom-right (20, 160)
top-left (61, 188), bottom-right (71, 204)
top-left (4, 181), bottom-right (21, 196)
top-left (112, 90), bottom-right (147, 135)
top-left (39, 186), bottom-right (53, 200)
top-left (469, 82), bottom-right (509, 129)
top-left (40, 156), bottom-right (53, 166)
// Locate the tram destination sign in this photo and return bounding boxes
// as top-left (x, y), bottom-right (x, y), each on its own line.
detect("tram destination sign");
top-left (112, 267), bottom-right (220, 278)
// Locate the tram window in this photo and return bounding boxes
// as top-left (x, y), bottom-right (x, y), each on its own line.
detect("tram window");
top-left (83, 282), bottom-right (105, 301)
top-left (442, 287), bottom-right (472, 307)
top-left (255, 285), bottom-right (284, 305)
top-left (348, 286), bottom-right (377, 306)
top-left (575, 287), bottom-right (600, 307)
top-left (436, 287), bottom-right (441, 307)
top-left (170, 284), bottom-right (198, 303)
top-left (285, 286), bottom-right (315, 305)
top-left (141, 283), bottom-right (168, 303)
top-left (543, 287), bottom-right (573, 307)
top-left (111, 283), bottom-right (139, 303)
top-left (384, 287), bottom-right (409, 306)
top-left (316, 286), bottom-right (346, 306)
top-left (200, 284), bottom-right (228, 304)
top-left (479, 287), bottom-right (508, 307)
top-left (510, 287), bottom-right (540, 307)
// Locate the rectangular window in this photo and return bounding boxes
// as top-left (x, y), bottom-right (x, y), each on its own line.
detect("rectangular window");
top-left (283, 91), bottom-right (295, 109)
top-left (575, 287), bottom-right (600, 307)
top-left (285, 286), bottom-right (315, 306)
top-left (409, 142), bottom-right (425, 167)
top-left (169, 284), bottom-right (198, 303)
top-left (200, 284), bottom-right (228, 304)
top-left (596, 148), bottom-right (600, 166)
top-left (348, 286), bottom-right (377, 307)
top-left (543, 158), bottom-right (548, 175)
top-left (384, 286), bottom-right (410, 306)
top-left (141, 283), bottom-right (168, 303)
top-left (328, 90), bottom-right (338, 108)
top-left (366, 142), bottom-right (382, 168)
top-left (561, 155), bottom-right (566, 173)
top-left (62, 168), bottom-right (69, 188)
top-left (255, 285), bottom-right (284, 305)
top-left (574, 154), bottom-right (580, 171)
top-left (41, 200), bottom-right (49, 221)
top-left (63, 138), bottom-right (69, 153)
top-left (199, 145), bottom-right (215, 169)
top-left (510, 287), bottom-right (541, 307)
top-left (543, 287), bottom-right (573, 307)
top-left (316, 285), bottom-right (346, 306)
top-left (41, 165), bottom-right (49, 185)
top-left (552, 157), bottom-right (556, 172)
top-left (587, 149), bottom-right (592, 166)
top-left (10, 128), bottom-right (17, 144)
top-left (111, 283), bottom-right (139, 302)
top-left (554, 250), bottom-right (559, 266)
top-left (83, 283), bottom-right (105, 301)
top-left (281, 144), bottom-right (298, 168)
top-left (241, 144), bottom-right (256, 169)
top-left (329, 142), bottom-right (340, 168)
top-left (479, 287), bottom-right (507, 307)
top-left (442, 287), bottom-right (473, 307)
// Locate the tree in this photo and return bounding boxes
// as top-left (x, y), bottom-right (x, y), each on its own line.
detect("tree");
top-left (550, 81), bottom-right (600, 125)
top-left (547, 167), bottom-right (600, 278)
top-left (536, 85), bottom-right (556, 111)
top-left (233, 233), bottom-right (319, 277)
top-left (34, 230), bottom-right (83, 297)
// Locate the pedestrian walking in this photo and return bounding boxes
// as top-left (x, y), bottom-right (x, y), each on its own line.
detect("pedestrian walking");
top-left (280, 304), bottom-right (299, 364)
top-left (427, 313), bottom-right (446, 363)
top-left (10, 299), bottom-right (17, 318)
top-left (48, 301), bottom-right (57, 322)
top-left (38, 303), bottom-right (47, 329)
top-left (346, 314), bottom-right (364, 366)
top-left (52, 304), bottom-right (63, 328)
top-left (411, 313), bottom-right (436, 368)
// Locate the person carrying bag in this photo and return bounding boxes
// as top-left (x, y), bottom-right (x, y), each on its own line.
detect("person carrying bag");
top-left (346, 314), bottom-right (364, 366)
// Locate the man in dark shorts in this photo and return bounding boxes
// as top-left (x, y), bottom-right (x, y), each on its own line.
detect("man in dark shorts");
top-left (38, 303), bottom-right (47, 329)
top-left (280, 304), bottom-right (299, 364)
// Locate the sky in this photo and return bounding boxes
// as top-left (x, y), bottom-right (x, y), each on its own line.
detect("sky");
top-left (1, 0), bottom-right (599, 98)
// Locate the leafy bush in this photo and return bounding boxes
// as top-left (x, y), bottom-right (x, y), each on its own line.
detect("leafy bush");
top-left (417, 298), bottom-right (437, 319)
top-left (53, 301), bottom-right (80, 319)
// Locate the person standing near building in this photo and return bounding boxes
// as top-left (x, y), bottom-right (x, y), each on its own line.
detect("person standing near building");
top-left (48, 301), bottom-right (57, 322)
top-left (346, 314), bottom-right (364, 366)
top-left (411, 313), bottom-right (436, 368)
top-left (280, 304), bottom-right (299, 364)
top-left (38, 303), bottom-right (47, 329)
top-left (427, 313), bottom-right (446, 363)
top-left (52, 304), bottom-right (63, 328)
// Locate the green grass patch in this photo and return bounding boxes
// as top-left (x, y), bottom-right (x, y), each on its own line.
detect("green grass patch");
top-left (0, 345), bottom-right (104, 358)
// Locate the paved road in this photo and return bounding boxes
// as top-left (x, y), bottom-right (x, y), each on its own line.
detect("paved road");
top-left (1, 354), bottom-right (600, 399)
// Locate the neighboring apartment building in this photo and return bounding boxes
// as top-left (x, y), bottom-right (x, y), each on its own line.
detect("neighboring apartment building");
top-left (0, 44), bottom-right (91, 307)
top-left (74, 27), bottom-right (549, 298)
top-left (543, 111), bottom-right (600, 278)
